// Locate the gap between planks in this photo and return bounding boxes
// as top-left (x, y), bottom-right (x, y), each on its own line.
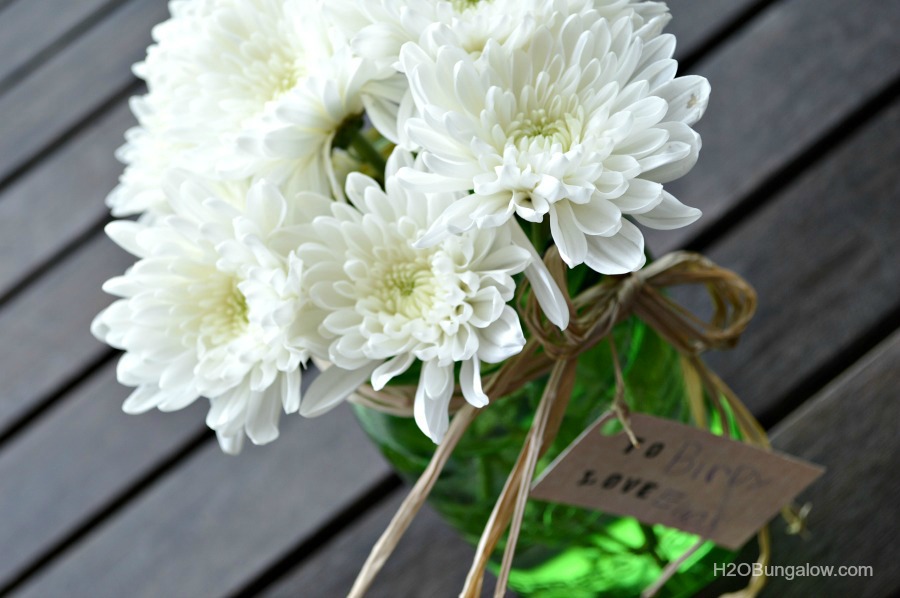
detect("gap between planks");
top-left (0, 0), bottom-right (134, 98)
top-left (0, 0), bottom-right (167, 193)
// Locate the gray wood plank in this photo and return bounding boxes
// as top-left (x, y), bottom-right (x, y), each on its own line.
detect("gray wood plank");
top-left (648, 0), bottom-right (900, 253)
top-left (761, 330), bottom-right (900, 596)
top-left (0, 0), bottom-right (168, 184)
top-left (0, 362), bottom-right (206, 583)
top-left (702, 98), bottom-right (900, 418)
top-left (700, 330), bottom-right (900, 597)
top-left (0, 234), bottom-right (132, 432)
top-left (666, 0), bottom-right (760, 60)
top-left (0, 0), bottom-right (115, 90)
top-left (0, 102), bottom-right (134, 297)
top-left (264, 492), bottom-right (511, 598)
top-left (13, 404), bottom-right (392, 598)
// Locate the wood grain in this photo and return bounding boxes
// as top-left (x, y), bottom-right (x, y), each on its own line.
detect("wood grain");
top-left (0, 234), bottom-right (132, 432)
top-left (0, 101), bottom-right (134, 297)
top-left (665, 0), bottom-right (761, 61)
top-left (0, 0), bottom-right (167, 185)
top-left (0, 0), bottom-right (117, 90)
top-left (761, 331), bottom-right (900, 597)
top-left (702, 97), bottom-right (900, 419)
top-left (701, 331), bottom-right (900, 597)
top-left (0, 362), bottom-right (206, 583)
top-left (13, 405), bottom-right (392, 598)
top-left (263, 492), bottom-right (512, 598)
top-left (648, 0), bottom-right (900, 254)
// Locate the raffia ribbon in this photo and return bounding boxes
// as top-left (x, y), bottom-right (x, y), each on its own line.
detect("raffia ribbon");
top-left (348, 250), bottom-right (804, 598)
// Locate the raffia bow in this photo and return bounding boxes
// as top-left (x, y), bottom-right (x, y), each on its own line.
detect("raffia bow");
top-left (348, 250), bottom-right (804, 598)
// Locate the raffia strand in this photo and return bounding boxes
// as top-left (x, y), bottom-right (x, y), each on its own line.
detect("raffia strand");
top-left (347, 404), bottom-right (479, 598)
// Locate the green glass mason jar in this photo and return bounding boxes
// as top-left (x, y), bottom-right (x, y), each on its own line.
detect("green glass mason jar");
top-left (352, 313), bottom-right (737, 597)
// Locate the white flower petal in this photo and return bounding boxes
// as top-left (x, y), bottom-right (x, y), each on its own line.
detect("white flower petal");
top-left (460, 357), bottom-right (489, 408)
top-left (371, 353), bottom-right (416, 391)
top-left (281, 368), bottom-right (302, 414)
top-left (414, 195), bottom-right (484, 248)
top-left (105, 220), bottom-right (146, 257)
top-left (550, 201), bottom-right (589, 267)
top-left (422, 360), bottom-right (453, 401)
top-left (634, 191), bottom-right (702, 230)
top-left (156, 387), bottom-right (200, 413)
top-left (413, 377), bottom-right (452, 444)
top-left (570, 198), bottom-right (623, 236)
top-left (477, 307), bottom-right (526, 363)
top-left (245, 387), bottom-right (282, 446)
top-left (245, 180), bottom-right (287, 235)
top-left (216, 431), bottom-right (245, 456)
top-left (363, 90), bottom-right (402, 144)
top-left (585, 219), bottom-right (647, 274)
top-left (510, 221), bottom-right (569, 330)
top-left (656, 75), bottom-right (711, 126)
top-left (610, 179), bottom-right (664, 215)
top-left (399, 166), bottom-right (474, 193)
top-left (300, 361), bottom-right (382, 418)
top-left (641, 122), bottom-right (702, 183)
top-left (122, 385), bottom-right (163, 415)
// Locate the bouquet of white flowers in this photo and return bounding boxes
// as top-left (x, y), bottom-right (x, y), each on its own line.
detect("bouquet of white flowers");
top-left (94, 0), bottom-right (707, 455)
top-left (93, 1), bottom-right (806, 596)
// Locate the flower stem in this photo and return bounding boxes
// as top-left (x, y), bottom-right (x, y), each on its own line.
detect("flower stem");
top-left (348, 127), bottom-right (387, 178)
top-left (529, 220), bottom-right (550, 254)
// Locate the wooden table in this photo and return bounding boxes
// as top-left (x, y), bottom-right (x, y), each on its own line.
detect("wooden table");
top-left (0, 1), bottom-right (897, 596)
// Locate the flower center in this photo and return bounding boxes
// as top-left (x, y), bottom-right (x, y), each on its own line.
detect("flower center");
top-left (371, 259), bottom-right (438, 320)
top-left (265, 59), bottom-right (304, 103)
top-left (450, 0), bottom-right (490, 12)
top-left (386, 263), bottom-right (420, 297)
top-left (197, 278), bottom-right (250, 347)
top-left (509, 108), bottom-right (576, 151)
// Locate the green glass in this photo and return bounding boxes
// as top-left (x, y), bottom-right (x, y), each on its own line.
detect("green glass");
top-left (353, 315), bottom-right (736, 597)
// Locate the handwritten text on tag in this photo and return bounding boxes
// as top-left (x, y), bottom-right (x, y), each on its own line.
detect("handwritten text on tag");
top-left (530, 414), bottom-right (824, 550)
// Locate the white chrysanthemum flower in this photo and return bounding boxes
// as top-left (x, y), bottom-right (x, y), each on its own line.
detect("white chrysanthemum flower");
top-left (327, 0), bottom-right (668, 153)
top-left (109, 0), bottom-right (403, 217)
top-left (298, 150), bottom-right (531, 443)
top-left (328, 0), bottom-right (669, 69)
top-left (92, 175), bottom-right (332, 454)
top-left (398, 11), bottom-right (708, 276)
top-left (108, 97), bottom-right (252, 218)
top-left (231, 52), bottom-right (406, 195)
